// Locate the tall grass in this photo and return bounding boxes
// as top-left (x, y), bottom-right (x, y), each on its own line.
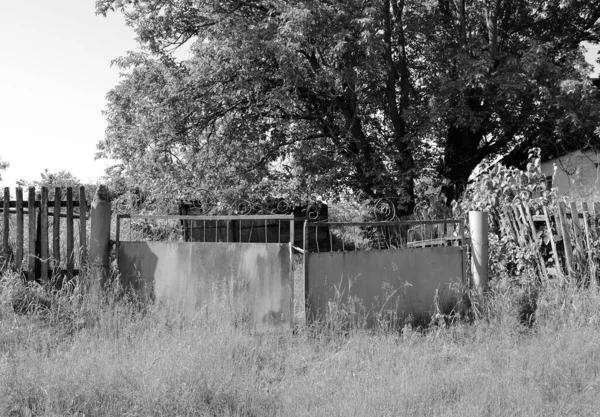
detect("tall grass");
top-left (2, 270), bottom-right (600, 416)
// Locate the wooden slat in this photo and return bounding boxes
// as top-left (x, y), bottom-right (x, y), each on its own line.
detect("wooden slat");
top-left (2, 200), bottom-right (81, 208)
top-left (503, 210), bottom-right (519, 242)
top-left (16, 188), bottom-right (23, 271)
top-left (511, 206), bottom-right (527, 245)
top-left (582, 202), bottom-right (597, 287)
top-left (40, 187), bottom-right (49, 281)
top-left (570, 202), bottom-right (583, 249)
top-left (447, 222), bottom-right (454, 238)
top-left (543, 206), bottom-right (563, 277)
top-left (53, 188), bottom-right (61, 270)
top-left (594, 202), bottom-right (600, 239)
top-left (35, 192), bottom-right (41, 280)
top-left (3, 188), bottom-right (9, 259)
top-left (66, 187), bottom-right (74, 279)
top-left (79, 186), bottom-right (87, 268)
top-left (28, 187), bottom-right (36, 280)
top-left (558, 201), bottom-right (575, 284)
top-left (522, 203), bottom-right (548, 280)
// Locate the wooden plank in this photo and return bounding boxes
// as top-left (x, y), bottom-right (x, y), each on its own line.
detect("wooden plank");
top-left (594, 202), bottom-right (600, 239)
top-left (66, 187), bottom-right (74, 279)
top-left (16, 188), bottom-right (23, 271)
top-left (558, 201), bottom-right (575, 284)
top-left (53, 188), bottom-right (61, 270)
top-left (28, 187), bottom-right (36, 280)
top-left (522, 203), bottom-right (548, 280)
top-left (79, 186), bottom-right (87, 268)
top-left (3, 188), bottom-right (9, 259)
top-left (3, 200), bottom-right (80, 208)
top-left (582, 202), bottom-right (596, 287)
top-left (0, 208), bottom-right (82, 219)
top-left (35, 192), bottom-right (41, 279)
top-left (511, 206), bottom-right (528, 245)
top-left (543, 206), bottom-right (563, 278)
top-left (503, 209), bottom-right (519, 242)
top-left (40, 187), bottom-right (49, 281)
top-left (570, 201), bottom-right (583, 250)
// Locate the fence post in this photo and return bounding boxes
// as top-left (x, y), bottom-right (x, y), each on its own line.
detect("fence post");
top-left (2, 188), bottom-right (9, 262)
top-left (469, 211), bottom-right (489, 300)
top-left (90, 185), bottom-right (111, 288)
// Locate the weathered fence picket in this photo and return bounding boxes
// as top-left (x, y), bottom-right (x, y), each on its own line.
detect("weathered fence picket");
top-left (502, 199), bottom-right (600, 286)
top-left (0, 186), bottom-right (88, 281)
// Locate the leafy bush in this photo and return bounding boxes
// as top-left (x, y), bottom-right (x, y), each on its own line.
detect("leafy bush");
top-left (454, 149), bottom-right (556, 322)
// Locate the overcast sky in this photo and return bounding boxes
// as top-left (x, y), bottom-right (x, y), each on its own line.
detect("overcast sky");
top-left (0, 3), bottom-right (598, 191)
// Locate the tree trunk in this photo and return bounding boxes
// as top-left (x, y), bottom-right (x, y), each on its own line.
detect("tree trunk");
top-left (442, 125), bottom-right (485, 205)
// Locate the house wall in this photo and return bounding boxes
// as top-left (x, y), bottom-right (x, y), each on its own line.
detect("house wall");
top-left (541, 150), bottom-right (600, 198)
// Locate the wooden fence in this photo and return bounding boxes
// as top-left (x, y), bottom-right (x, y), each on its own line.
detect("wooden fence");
top-left (0, 186), bottom-right (88, 281)
top-left (500, 200), bottom-right (600, 285)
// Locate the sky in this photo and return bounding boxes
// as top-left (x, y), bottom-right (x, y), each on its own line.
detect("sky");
top-left (0, 1), bottom-right (138, 190)
top-left (0, 3), bottom-right (598, 191)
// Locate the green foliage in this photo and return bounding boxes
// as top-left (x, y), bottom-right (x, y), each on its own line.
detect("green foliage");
top-left (96, 0), bottom-right (600, 210)
top-left (456, 149), bottom-right (555, 288)
top-left (17, 169), bottom-right (98, 204)
top-left (5, 268), bottom-right (600, 415)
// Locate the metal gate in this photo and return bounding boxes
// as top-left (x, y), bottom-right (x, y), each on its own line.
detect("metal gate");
top-left (302, 219), bottom-right (467, 325)
top-left (115, 214), bottom-right (295, 330)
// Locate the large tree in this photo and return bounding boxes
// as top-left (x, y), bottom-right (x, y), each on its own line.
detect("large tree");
top-left (96, 0), bottom-right (600, 213)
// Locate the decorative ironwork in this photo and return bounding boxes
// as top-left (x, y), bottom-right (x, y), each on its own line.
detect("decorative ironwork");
top-left (373, 197), bottom-right (397, 221)
top-left (179, 193), bottom-right (324, 219)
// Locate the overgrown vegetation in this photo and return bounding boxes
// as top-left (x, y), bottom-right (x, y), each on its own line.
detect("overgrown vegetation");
top-left (3, 265), bottom-right (600, 416)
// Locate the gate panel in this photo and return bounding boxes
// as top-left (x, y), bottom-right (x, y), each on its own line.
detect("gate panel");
top-left (307, 246), bottom-right (465, 323)
top-left (118, 242), bottom-right (292, 330)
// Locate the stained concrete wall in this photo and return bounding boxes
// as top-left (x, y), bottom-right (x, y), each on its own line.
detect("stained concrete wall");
top-left (307, 246), bottom-right (465, 323)
top-left (118, 242), bottom-right (292, 330)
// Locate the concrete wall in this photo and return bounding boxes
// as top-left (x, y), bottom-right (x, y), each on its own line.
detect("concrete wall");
top-left (118, 242), bottom-right (292, 330)
top-left (307, 246), bottom-right (465, 323)
top-left (541, 150), bottom-right (600, 198)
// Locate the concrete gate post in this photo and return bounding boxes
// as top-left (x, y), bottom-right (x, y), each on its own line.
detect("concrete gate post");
top-left (90, 185), bottom-right (111, 289)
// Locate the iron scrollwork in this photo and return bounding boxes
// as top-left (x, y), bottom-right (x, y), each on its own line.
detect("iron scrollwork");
top-left (373, 197), bottom-right (397, 221)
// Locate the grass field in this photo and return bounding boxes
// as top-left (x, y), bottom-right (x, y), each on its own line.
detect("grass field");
top-left (2, 270), bottom-right (600, 416)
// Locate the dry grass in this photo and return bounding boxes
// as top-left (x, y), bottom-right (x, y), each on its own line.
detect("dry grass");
top-left (2, 271), bottom-right (600, 416)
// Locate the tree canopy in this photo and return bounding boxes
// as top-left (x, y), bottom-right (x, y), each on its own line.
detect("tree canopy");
top-left (17, 169), bottom-right (98, 203)
top-left (96, 0), bottom-right (600, 215)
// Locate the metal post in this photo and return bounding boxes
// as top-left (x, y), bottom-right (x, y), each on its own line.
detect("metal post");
top-left (303, 220), bottom-right (309, 322)
top-left (289, 219), bottom-right (295, 327)
top-left (469, 211), bottom-right (489, 300)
